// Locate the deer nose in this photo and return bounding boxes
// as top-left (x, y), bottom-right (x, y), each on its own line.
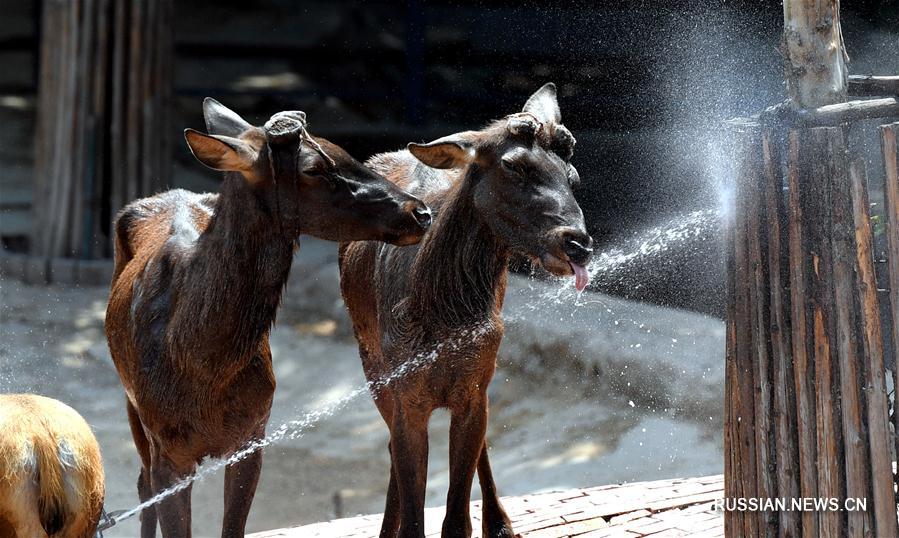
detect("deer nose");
top-left (563, 231), bottom-right (593, 266)
top-left (411, 205), bottom-right (432, 229)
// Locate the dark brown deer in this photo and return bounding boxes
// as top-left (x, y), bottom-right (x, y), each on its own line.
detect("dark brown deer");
top-left (105, 99), bottom-right (431, 538)
top-left (339, 83), bottom-right (593, 538)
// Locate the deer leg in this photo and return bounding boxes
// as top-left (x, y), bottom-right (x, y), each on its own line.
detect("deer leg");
top-left (4, 478), bottom-right (47, 538)
top-left (373, 391), bottom-right (401, 538)
top-left (149, 454), bottom-right (193, 538)
top-left (477, 444), bottom-right (514, 538)
top-left (441, 394), bottom-right (488, 538)
top-left (221, 424), bottom-right (265, 538)
top-left (127, 401), bottom-right (158, 538)
top-left (390, 403), bottom-right (430, 538)
top-left (378, 442), bottom-right (401, 538)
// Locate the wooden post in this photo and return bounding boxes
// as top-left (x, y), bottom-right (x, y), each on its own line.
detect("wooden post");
top-left (31, 0), bottom-right (173, 260)
top-left (729, 123), bottom-right (761, 538)
top-left (762, 130), bottom-right (800, 538)
top-left (881, 123), bottom-right (899, 505)
top-left (782, 0), bottom-right (848, 108)
top-left (725, 2), bottom-right (899, 536)
top-left (777, 4), bottom-right (850, 529)
top-left (849, 157), bottom-right (898, 538)
top-left (727, 122), bottom-right (899, 536)
top-left (784, 130), bottom-right (818, 538)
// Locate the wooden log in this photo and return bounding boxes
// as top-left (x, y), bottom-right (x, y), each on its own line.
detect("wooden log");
top-left (745, 128), bottom-right (775, 537)
top-left (848, 75), bottom-right (899, 97)
top-left (32, 0), bottom-right (59, 256)
top-left (726, 123), bottom-right (762, 538)
top-left (781, 0), bottom-right (848, 108)
top-left (756, 98), bottom-right (899, 129)
top-left (125, 0), bottom-right (142, 203)
top-left (724, 145), bottom-right (740, 538)
top-left (87, 0), bottom-right (111, 257)
top-left (51, 0), bottom-right (77, 257)
top-left (71, 0), bottom-right (97, 258)
top-left (830, 151), bottom-right (873, 538)
top-left (109, 0), bottom-right (126, 219)
top-left (880, 123), bottom-right (899, 504)
top-left (786, 129), bottom-right (819, 538)
top-left (801, 128), bottom-right (845, 538)
top-left (848, 158), bottom-right (898, 538)
top-left (762, 130), bottom-right (800, 538)
top-left (791, 98), bottom-right (899, 127)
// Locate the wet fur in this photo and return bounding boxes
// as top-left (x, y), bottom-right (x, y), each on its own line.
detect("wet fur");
top-left (339, 85), bottom-right (589, 538)
top-left (0, 394), bottom-right (104, 538)
top-left (106, 180), bottom-right (290, 538)
top-left (106, 101), bottom-right (429, 538)
top-left (340, 151), bottom-right (512, 538)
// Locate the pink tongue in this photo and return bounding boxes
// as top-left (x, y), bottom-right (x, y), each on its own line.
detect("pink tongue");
top-left (569, 262), bottom-right (590, 292)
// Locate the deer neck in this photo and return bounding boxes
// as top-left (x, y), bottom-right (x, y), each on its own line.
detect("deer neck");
top-left (176, 173), bottom-right (296, 363)
top-left (408, 168), bottom-right (508, 329)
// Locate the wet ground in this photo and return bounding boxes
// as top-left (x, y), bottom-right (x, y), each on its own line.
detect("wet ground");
top-left (0, 240), bottom-right (724, 537)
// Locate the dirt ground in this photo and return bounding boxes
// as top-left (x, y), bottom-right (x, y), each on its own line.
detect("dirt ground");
top-left (0, 238), bottom-right (724, 537)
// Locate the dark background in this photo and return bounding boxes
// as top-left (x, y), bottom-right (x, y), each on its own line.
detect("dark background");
top-left (2, 0), bottom-right (897, 315)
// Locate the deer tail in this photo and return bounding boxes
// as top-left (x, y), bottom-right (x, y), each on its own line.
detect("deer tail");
top-left (32, 436), bottom-right (68, 535)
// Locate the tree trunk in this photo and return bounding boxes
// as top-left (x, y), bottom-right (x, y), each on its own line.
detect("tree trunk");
top-left (782, 0), bottom-right (848, 108)
top-left (32, 0), bottom-right (173, 259)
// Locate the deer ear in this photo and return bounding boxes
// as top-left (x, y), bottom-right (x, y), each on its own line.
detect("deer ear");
top-left (407, 132), bottom-right (478, 169)
top-left (522, 82), bottom-right (561, 125)
top-left (203, 97), bottom-right (252, 137)
top-left (184, 129), bottom-right (257, 172)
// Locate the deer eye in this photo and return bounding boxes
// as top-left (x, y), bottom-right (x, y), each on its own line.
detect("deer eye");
top-left (302, 166), bottom-right (327, 178)
top-left (501, 153), bottom-right (527, 174)
top-left (301, 167), bottom-right (339, 190)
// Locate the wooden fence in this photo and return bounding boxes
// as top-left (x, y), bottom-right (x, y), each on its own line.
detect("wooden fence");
top-left (31, 0), bottom-right (173, 259)
top-left (724, 111), bottom-right (899, 537)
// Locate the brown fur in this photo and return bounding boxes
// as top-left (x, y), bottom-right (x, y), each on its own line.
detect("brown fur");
top-left (339, 84), bottom-right (592, 538)
top-left (0, 394), bottom-right (104, 538)
top-left (105, 101), bottom-right (429, 538)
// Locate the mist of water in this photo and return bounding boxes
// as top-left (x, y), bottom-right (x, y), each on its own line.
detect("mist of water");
top-left (530, 208), bottom-right (722, 307)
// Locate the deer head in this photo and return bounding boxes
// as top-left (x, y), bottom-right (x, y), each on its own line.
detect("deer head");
top-left (408, 83), bottom-right (593, 290)
top-left (185, 99), bottom-right (431, 245)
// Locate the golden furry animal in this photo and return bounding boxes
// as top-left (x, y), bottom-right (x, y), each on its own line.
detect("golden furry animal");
top-left (0, 394), bottom-right (104, 538)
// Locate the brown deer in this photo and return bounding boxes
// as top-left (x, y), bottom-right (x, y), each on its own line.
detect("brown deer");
top-left (0, 394), bottom-right (105, 538)
top-left (105, 99), bottom-right (431, 538)
top-left (339, 83), bottom-right (593, 538)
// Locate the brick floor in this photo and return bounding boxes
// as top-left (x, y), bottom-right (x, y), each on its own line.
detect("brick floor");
top-left (248, 474), bottom-right (724, 538)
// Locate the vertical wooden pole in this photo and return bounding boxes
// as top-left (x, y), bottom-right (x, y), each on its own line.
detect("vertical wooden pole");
top-left (762, 130), bottom-right (800, 538)
top-left (830, 149), bottom-right (873, 538)
top-left (724, 139), bottom-right (741, 538)
top-left (725, 122), bottom-right (762, 538)
top-left (782, 0), bottom-right (848, 108)
top-left (880, 123), bottom-right (899, 505)
top-left (803, 128), bottom-right (844, 538)
top-left (785, 130), bottom-right (819, 538)
top-left (746, 128), bottom-right (776, 537)
top-left (849, 157), bottom-right (898, 538)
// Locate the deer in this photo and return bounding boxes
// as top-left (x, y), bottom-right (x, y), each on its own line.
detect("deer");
top-left (0, 394), bottom-right (105, 538)
top-left (105, 99), bottom-right (432, 538)
top-left (339, 83), bottom-right (593, 538)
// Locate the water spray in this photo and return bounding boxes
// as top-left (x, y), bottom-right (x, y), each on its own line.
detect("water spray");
top-left (99, 321), bottom-right (494, 530)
